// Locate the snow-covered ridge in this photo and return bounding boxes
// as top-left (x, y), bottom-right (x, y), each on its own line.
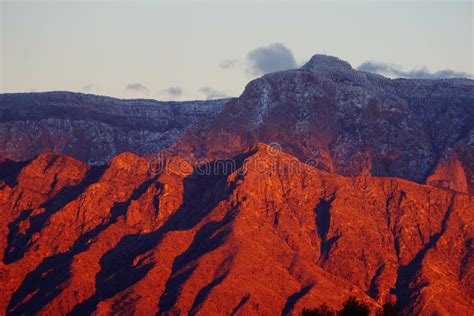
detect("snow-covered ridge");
top-left (173, 54), bottom-right (473, 192)
top-left (301, 54), bottom-right (353, 73)
top-left (0, 92), bottom-right (229, 164)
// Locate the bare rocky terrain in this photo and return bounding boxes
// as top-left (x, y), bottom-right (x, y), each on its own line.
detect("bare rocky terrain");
top-left (0, 92), bottom-right (227, 164)
top-left (0, 54), bottom-right (473, 315)
top-left (172, 55), bottom-right (474, 194)
top-left (0, 145), bottom-right (472, 315)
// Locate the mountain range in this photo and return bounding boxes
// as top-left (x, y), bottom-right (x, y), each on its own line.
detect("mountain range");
top-left (0, 92), bottom-right (227, 164)
top-left (0, 55), bottom-right (472, 315)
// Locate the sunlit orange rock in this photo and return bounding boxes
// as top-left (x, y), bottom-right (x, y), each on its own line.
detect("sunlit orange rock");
top-left (0, 144), bottom-right (472, 315)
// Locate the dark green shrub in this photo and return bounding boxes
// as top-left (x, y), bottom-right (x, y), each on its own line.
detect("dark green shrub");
top-left (377, 302), bottom-right (401, 316)
top-left (302, 304), bottom-right (335, 316)
top-left (338, 297), bottom-right (370, 316)
top-left (301, 297), bottom-right (371, 316)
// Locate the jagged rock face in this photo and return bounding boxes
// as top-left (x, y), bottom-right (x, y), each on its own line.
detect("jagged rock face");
top-left (1, 145), bottom-right (472, 315)
top-left (0, 92), bottom-right (227, 164)
top-left (173, 55), bottom-right (473, 192)
top-left (427, 149), bottom-right (469, 194)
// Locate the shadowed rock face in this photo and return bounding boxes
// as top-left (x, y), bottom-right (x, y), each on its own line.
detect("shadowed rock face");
top-left (0, 92), bottom-right (228, 164)
top-left (173, 55), bottom-right (474, 193)
top-left (1, 144), bottom-right (472, 315)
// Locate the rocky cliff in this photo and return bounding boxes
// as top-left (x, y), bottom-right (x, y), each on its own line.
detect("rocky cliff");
top-left (1, 144), bottom-right (472, 315)
top-left (172, 55), bottom-right (474, 194)
top-left (0, 92), bottom-right (227, 164)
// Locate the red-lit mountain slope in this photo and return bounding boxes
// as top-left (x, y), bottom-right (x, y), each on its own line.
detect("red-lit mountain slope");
top-left (1, 144), bottom-right (472, 315)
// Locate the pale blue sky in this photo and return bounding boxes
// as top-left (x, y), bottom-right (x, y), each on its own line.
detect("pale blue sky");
top-left (1, 1), bottom-right (473, 100)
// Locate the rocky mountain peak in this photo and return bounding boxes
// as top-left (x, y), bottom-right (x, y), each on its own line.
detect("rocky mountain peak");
top-left (173, 54), bottom-right (472, 193)
top-left (106, 152), bottom-right (149, 176)
top-left (301, 54), bottom-right (354, 74)
top-left (298, 53), bottom-right (377, 88)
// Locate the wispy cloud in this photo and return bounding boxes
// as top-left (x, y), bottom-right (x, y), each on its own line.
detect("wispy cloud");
top-left (125, 83), bottom-right (150, 97)
top-left (162, 86), bottom-right (183, 98)
top-left (82, 84), bottom-right (95, 92)
top-left (358, 61), bottom-right (472, 79)
top-left (200, 87), bottom-right (228, 100)
top-left (246, 43), bottom-right (298, 76)
top-left (219, 59), bottom-right (239, 70)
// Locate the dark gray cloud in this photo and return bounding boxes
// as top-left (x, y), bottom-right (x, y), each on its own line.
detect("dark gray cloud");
top-left (200, 87), bottom-right (228, 100)
top-left (219, 59), bottom-right (239, 70)
top-left (162, 86), bottom-right (183, 97)
top-left (125, 83), bottom-right (150, 94)
top-left (358, 61), bottom-right (472, 79)
top-left (246, 43), bottom-right (298, 76)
